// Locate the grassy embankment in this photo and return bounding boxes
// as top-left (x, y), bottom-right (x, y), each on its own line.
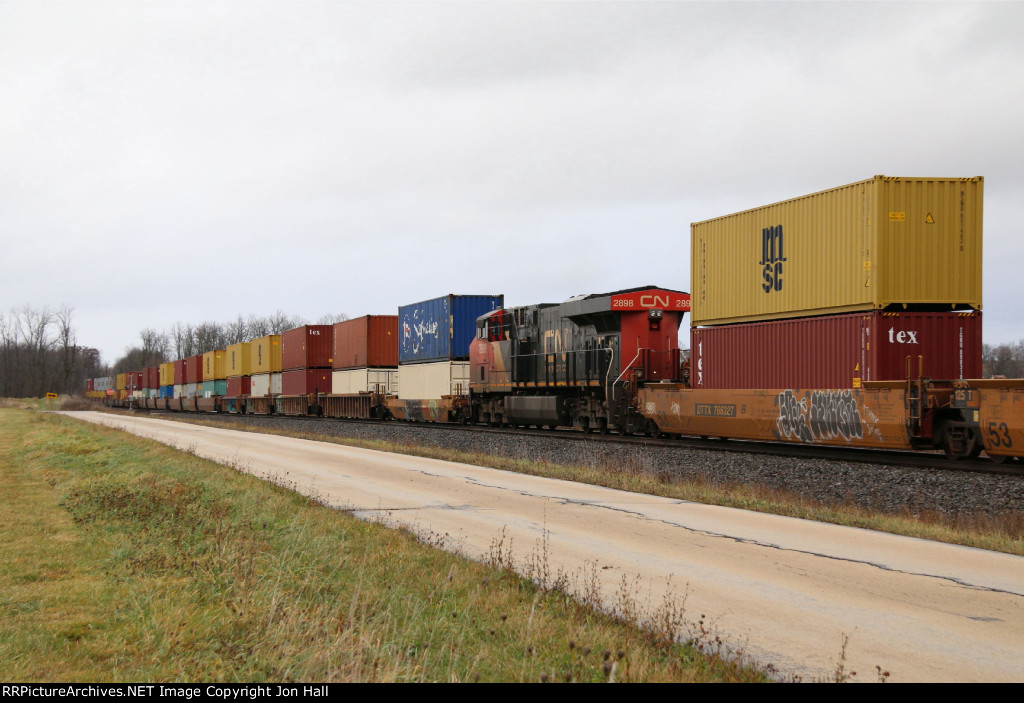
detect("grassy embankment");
top-left (159, 412), bottom-right (1024, 557)
top-left (0, 407), bottom-right (768, 682)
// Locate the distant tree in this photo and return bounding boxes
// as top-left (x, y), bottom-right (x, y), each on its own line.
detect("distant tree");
top-left (316, 312), bottom-right (349, 325)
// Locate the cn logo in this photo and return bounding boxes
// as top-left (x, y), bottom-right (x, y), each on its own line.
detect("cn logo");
top-left (760, 225), bottom-right (785, 294)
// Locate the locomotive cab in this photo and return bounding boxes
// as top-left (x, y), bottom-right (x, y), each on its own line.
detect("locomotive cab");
top-left (470, 286), bottom-right (689, 433)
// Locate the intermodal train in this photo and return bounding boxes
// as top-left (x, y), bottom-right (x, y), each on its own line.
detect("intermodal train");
top-left (91, 282), bottom-right (1022, 465)
top-left (89, 175), bottom-right (1024, 464)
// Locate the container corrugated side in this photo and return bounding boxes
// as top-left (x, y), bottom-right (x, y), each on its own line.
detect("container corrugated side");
top-left (333, 316), bottom-right (399, 369)
top-left (173, 360), bottom-right (186, 386)
top-left (159, 363), bottom-right (175, 387)
top-left (282, 368), bottom-right (333, 395)
top-left (331, 368), bottom-right (398, 395)
top-left (184, 355), bottom-right (204, 384)
top-left (282, 325), bottom-right (332, 370)
top-left (249, 335), bottom-right (282, 374)
top-left (690, 311), bottom-right (982, 389)
top-left (399, 295), bottom-right (503, 364)
top-left (225, 376), bottom-right (251, 397)
top-left (116, 373), bottom-right (127, 390)
top-left (397, 361), bottom-right (470, 399)
top-left (250, 372), bottom-right (283, 397)
top-left (144, 367), bottom-right (160, 389)
top-left (226, 343), bottom-right (251, 377)
top-left (690, 176), bottom-right (983, 325)
top-left (203, 349), bottom-right (226, 381)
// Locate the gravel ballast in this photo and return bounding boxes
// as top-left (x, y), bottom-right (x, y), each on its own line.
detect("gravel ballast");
top-left (160, 412), bottom-right (1024, 520)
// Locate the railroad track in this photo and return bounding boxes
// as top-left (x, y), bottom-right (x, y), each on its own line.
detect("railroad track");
top-left (123, 407), bottom-right (1024, 478)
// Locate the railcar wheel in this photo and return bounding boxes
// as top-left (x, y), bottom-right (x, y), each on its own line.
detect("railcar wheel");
top-left (599, 418), bottom-right (610, 435)
top-left (989, 454), bottom-right (1015, 465)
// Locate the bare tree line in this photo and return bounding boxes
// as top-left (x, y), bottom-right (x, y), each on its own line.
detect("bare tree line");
top-left (983, 341), bottom-right (1024, 378)
top-left (0, 304), bottom-right (101, 396)
top-left (112, 310), bottom-right (348, 374)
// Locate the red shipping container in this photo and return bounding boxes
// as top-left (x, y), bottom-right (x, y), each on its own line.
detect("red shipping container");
top-left (145, 366), bottom-right (160, 389)
top-left (690, 311), bottom-right (982, 390)
top-left (185, 355), bottom-right (204, 384)
top-left (87, 379), bottom-right (94, 391)
top-left (333, 315), bottom-right (398, 369)
top-left (282, 325), bottom-right (333, 370)
top-left (281, 368), bottom-right (333, 396)
top-left (173, 359), bottom-right (186, 386)
top-left (128, 371), bottom-right (143, 390)
top-left (226, 376), bottom-right (251, 397)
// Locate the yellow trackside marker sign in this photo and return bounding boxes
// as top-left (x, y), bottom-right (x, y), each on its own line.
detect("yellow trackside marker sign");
top-left (925, 213), bottom-right (935, 223)
top-left (45, 392), bottom-right (57, 399)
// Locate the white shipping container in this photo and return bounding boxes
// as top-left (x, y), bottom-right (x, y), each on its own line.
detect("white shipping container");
top-left (397, 361), bottom-right (469, 400)
top-left (183, 383), bottom-right (198, 398)
top-left (173, 384), bottom-right (184, 398)
top-left (332, 368), bottom-right (398, 395)
top-left (251, 373), bottom-right (283, 397)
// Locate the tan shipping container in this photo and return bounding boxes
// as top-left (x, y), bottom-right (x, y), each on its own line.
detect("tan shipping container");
top-left (226, 342), bottom-right (251, 377)
top-left (397, 361), bottom-right (469, 400)
top-left (332, 368), bottom-right (399, 395)
top-left (690, 175), bottom-right (983, 326)
top-left (203, 349), bottom-right (227, 381)
top-left (249, 335), bottom-right (282, 374)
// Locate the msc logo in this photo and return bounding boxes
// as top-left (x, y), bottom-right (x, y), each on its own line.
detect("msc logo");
top-left (760, 224), bottom-right (785, 294)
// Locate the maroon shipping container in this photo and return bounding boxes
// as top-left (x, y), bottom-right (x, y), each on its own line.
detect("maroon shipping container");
top-left (333, 315), bottom-right (398, 370)
top-left (173, 359), bottom-right (186, 386)
top-left (87, 378), bottom-right (94, 391)
top-left (282, 325), bottom-right (333, 370)
top-left (690, 311), bottom-right (982, 390)
top-left (127, 371), bottom-right (143, 390)
top-left (143, 366), bottom-right (160, 389)
top-left (184, 355), bottom-right (204, 384)
top-left (226, 376), bottom-right (252, 397)
top-left (281, 368), bottom-right (333, 396)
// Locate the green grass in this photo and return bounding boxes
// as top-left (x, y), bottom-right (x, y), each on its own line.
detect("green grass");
top-left (0, 408), bottom-right (769, 682)
top-left (160, 413), bottom-right (1024, 557)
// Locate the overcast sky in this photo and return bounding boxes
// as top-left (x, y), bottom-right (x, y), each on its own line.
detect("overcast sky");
top-left (2, 1), bottom-right (1022, 365)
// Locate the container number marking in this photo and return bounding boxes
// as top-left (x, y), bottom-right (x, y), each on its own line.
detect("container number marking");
top-left (987, 421), bottom-right (1012, 448)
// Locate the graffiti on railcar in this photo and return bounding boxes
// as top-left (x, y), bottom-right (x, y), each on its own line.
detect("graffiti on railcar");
top-left (774, 389), bottom-right (863, 443)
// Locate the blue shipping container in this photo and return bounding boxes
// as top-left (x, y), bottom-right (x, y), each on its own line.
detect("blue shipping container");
top-left (159, 385), bottom-right (174, 398)
top-left (399, 294), bottom-right (504, 364)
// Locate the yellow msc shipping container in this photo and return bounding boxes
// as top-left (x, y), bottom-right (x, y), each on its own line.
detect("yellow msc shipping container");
top-left (690, 175), bottom-right (983, 326)
top-left (249, 335), bottom-right (282, 374)
top-left (159, 362), bottom-right (175, 387)
top-left (203, 349), bottom-right (226, 381)
top-left (226, 342), bottom-right (251, 377)
top-left (115, 373), bottom-right (127, 391)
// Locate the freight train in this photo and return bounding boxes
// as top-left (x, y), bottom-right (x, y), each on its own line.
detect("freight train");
top-left (88, 176), bottom-right (1024, 464)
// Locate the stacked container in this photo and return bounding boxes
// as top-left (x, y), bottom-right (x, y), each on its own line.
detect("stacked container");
top-left (281, 325), bottom-right (333, 396)
top-left (159, 362), bottom-right (174, 398)
top-left (397, 294), bottom-right (503, 399)
top-left (689, 176), bottom-right (984, 389)
top-left (332, 316), bottom-right (399, 395)
top-left (249, 335), bottom-right (282, 397)
top-left (225, 342), bottom-right (252, 398)
top-left (202, 349), bottom-right (227, 398)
